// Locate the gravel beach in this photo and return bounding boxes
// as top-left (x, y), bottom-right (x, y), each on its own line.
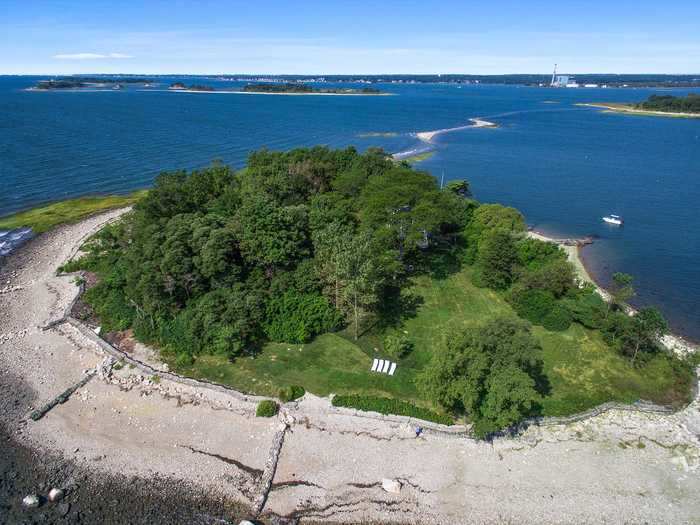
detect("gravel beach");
top-left (1, 210), bottom-right (699, 524)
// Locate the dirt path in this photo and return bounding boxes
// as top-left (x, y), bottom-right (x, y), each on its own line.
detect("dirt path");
top-left (1, 211), bottom-right (699, 524)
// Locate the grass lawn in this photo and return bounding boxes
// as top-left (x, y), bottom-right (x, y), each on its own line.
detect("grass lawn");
top-left (397, 151), bottom-right (435, 164)
top-left (176, 265), bottom-right (693, 417)
top-left (0, 190), bottom-right (148, 234)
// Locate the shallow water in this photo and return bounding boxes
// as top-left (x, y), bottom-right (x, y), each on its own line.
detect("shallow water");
top-left (1, 76), bottom-right (698, 339)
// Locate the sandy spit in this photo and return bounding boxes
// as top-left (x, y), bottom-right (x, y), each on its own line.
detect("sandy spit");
top-left (0, 211), bottom-right (699, 524)
top-left (416, 118), bottom-right (497, 143)
top-left (579, 103), bottom-right (700, 119)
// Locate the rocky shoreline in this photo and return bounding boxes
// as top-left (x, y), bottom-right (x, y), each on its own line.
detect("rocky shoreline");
top-left (0, 368), bottom-right (252, 525)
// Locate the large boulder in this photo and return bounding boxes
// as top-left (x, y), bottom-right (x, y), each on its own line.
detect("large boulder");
top-left (22, 494), bottom-right (40, 508)
top-left (48, 488), bottom-right (64, 502)
top-left (381, 478), bottom-right (402, 494)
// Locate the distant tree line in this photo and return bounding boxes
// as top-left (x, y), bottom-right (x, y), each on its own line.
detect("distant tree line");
top-left (35, 77), bottom-right (152, 89)
top-left (636, 93), bottom-right (700, 113)
top-left (243, 83), bottom-right (382, 94)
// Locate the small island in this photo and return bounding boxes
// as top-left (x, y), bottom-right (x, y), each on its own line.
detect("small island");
top-left (31, 77), bottom-right (153, 90)
top-left (168, 82), bottom-right (215, 92)
top-left (580, 93), bottom-right (700, 118)
top-left (243, 82), bottom-right (383, 95)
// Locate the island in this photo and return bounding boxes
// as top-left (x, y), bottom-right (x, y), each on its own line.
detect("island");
top-left (242, 82), bottom-right (383, 95)
top-left (3, 146), bottom-right (699, 524)
top-left (168, 83), bottom-right (215, 91)
top-left (31, 77), bottom-right (153, 90)
top-left (580, 93), bottom-right (700, 118)
top-left (53, 146), bottom-right (693, 438)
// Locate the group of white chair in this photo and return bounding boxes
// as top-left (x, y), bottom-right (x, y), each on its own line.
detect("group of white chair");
top-left (371, 358), bottom-right (397, 376)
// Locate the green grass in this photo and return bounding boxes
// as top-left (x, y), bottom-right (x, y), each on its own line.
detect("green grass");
top-left (0, 191), bottom-right (148, 234)
top-left (398, 151), bottom-right (435, 164)
top-left (174, 265), bottom-right (693, 417)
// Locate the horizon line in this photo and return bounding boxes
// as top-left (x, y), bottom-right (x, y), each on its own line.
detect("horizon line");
top-left (3, 72), bottom-right (700, 77)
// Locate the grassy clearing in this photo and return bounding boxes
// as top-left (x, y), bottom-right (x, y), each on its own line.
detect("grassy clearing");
top-left (398, 151), bottom-right (435, 164)
top-left (176, 264), bottom-right (692, 416)
top-left (0, 191), bottom-right (148, 233)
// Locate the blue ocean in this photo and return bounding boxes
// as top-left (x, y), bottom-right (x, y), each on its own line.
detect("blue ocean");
top-left (1, 76), bottom-right (698, 340)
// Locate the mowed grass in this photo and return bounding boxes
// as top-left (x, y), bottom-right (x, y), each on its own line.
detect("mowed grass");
top-left (400, 151), bottom-right (435, 164)
top-left (0, 191), bottom-right (148, 234)
top-left (179, 265), bottom-right (693, 416)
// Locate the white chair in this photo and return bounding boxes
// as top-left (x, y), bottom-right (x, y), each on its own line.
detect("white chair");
top-left (382, 360), bottom-right (391, 373)
top-left (376, 359), bottom-right (385, 373)
top-left (371, 358), bottom-right (379, 372)
top-left (388, 362), bottom-right (397, 376)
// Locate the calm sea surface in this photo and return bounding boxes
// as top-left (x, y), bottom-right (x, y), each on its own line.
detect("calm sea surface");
top-left (1, 76), bottom-right (698, 340)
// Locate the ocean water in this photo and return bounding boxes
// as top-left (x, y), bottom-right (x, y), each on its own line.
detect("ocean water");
top-left (1, 77), bottom-right (698, 340)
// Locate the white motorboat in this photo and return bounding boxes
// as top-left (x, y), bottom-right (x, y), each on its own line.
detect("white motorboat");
top-left (602, 214), bottom-right (623, 226)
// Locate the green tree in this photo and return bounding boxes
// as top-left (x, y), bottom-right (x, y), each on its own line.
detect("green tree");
top-left (383, 332), bottom-right (414, 360)
top-left (463, 203), bottom-right (525, 263)
top-left (235, 193), bottom-right (309, 271)
top-left (517, 259), bottom-right (576, 299)
top-left (444, 179), bottom-right (472, 198)
top-left (621, 307), bottom-right (668, 364)
top-left (264, 290), bottom-right (342, 344)
top-left (609, 272), bottom-right (635, 314)
top-left (476, 229), bottom-right (518, 290)
top-left (419, 317), bottom-right (543, 438)
top-left (477, 365), bottom-right (540, 436)
top-left (338, 232), bottom-right (384, 339)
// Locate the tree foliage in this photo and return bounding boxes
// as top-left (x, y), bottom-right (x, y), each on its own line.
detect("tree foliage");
top-left (75, 147), bottom-right (465, 363)
top-left (419, 317), bottom-right (544, 438)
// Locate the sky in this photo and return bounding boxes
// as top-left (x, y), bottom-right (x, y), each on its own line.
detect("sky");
top-left (2, 0), bottom-right (699, 75)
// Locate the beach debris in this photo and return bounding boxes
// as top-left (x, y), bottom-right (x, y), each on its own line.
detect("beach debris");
top-left (251, 423), bottom-right (289, 516)
top-left (29, 369), bottom-right (97, 421)
top-left (239, 521), bottom-right (256, 525)
top-left (22, 494), bottom-right (40, 508)
top-left (0, 284), bottom-right (23, 294)
top-left (381, 478), bottom-right (402, 494)
top-left (97, 356), bottom-right (117, 380)
top-left (48, 488), bottom-right (64, 502)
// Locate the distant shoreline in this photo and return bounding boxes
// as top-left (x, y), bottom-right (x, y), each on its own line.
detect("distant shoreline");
top-left (579, 102), bottom-right (700, 119)
top-left (166, 89), bottom-right (392, 96)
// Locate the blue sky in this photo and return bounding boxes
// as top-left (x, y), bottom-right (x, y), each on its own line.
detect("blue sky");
top-left (2, 0), bottom-right (699, 74)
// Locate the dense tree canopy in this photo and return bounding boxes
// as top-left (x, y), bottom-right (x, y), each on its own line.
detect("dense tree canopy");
top-left (76, 147), bottom-right (470, 361)
top-left (636, 93), bottom-right (700, 113)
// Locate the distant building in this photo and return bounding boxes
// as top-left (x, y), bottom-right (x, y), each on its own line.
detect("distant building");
top-left (551, 75), bottom-right (570, 87)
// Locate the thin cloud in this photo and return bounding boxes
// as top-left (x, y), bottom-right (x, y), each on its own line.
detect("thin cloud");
top-left (53, 52), bottom-right (133, 60)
